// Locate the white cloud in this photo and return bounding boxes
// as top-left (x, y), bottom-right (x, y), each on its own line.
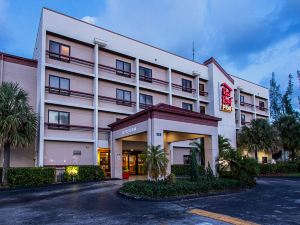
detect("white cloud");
top-left (81, 16), bottom-right (97, 25)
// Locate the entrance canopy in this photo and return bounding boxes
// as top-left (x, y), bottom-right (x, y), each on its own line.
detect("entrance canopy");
top-left (108, 104), bottom-right (222, 179)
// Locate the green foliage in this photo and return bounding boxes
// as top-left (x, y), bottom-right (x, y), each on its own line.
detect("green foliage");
top-left (205, 162), bottom-right (214, 178)
top-left (238, 118), bottom-right (279, 160)
top-left (7, 167), bottom-right (55, 188)
top-left (282, 74), bottom-right (294, 115)
top-left (120, 178), bottom-right (241, 199)
top-left (142, 145), bottom-right (169, 181)
top-left (166, 173), bottom-right (176, 184)
top-left (269, 72), bottom-right (283, 120)
top-left (190, 148), bottom-right (200, 181)
top-left (0, 82), bottom-right (38, 184)
top-left (171, 165), bottom-right (205, 176)
top-left (189, 139), bottom-right (205, 165)
top-left (65, 165), bottom-right (105, 182)
top-left (217, 148), bottom-right (259, 186)
top-left (274, 115), bottom-right (300, 162)
top-left (218, 135), bottom-right (233, 152)
top-left (259, 163), bottom-right (299, 175)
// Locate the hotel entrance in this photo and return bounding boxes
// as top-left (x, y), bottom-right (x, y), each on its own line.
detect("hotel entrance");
top-left (98, 148), bottom-right (111, 177)
top-left (122, 151), bottom-right (145, 175)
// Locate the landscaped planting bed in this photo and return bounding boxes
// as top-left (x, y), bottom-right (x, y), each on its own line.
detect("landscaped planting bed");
top-left (119, 177), bottom-right (242, 200)
top-left (171, 165), bottom-right (205, 176)
top-left (259, 163), bottom-right (299, 175)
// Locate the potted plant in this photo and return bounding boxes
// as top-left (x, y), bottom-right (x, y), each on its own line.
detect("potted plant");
top-left (122, 167), bottom-right (130, 179)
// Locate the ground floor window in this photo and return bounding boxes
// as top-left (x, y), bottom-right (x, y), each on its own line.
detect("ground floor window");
top-left (183, 155), bottom-right (191, 165)
top-left (98, 148), bottom-right (110, 176)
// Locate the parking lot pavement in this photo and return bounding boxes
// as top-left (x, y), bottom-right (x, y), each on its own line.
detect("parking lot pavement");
top-left (0, 177), bottom-right (299, 225)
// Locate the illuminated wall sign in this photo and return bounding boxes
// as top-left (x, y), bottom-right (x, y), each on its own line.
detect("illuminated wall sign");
top-left (220, 82), bottom-right (233, 112)
top-left (122, 127), bottom-right (137, 135)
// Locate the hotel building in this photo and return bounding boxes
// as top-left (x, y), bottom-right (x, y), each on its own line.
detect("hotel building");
top-left (0, 8), bottom-right (270, 178)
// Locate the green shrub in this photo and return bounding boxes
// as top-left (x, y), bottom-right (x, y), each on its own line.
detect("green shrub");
top-left (171, 165), bottom-right (205, 176)
top-left (120, 177), bottom-right (241, 199)
top-left (259, 163), bottom-right (298, 175)
top-left (65, 165), bottom-right (105, 182)
top-left (7, 167), bottom-right (55, 188)
top-left (190, 149), bottom-right (200, 181)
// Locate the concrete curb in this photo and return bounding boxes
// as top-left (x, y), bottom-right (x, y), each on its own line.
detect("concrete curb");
top-left (118, 187), bottom-right (246, 202)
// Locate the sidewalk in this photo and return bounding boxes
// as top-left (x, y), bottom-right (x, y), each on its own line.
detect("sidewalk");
top-left (0, 180), bottom-right (122, 206)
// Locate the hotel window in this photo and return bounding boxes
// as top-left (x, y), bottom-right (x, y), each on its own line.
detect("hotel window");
top-left (182, 79), bottom-right (192, 93)
top-left (182, 102), bottom-right (193, 111)
top-left (116, 89), bottom-right (132, 106)
top-left (200, 105), bottom-right (206, 114)
top-left (199, 84), bottom-right (205, 96)
top-left (48, 110), bottom-right (70, 129)
top-left (183, 155), bottom-right (191, 165)
top-left (259, 101), bottom-right (265, 110)
top-left (139, 66), bottom-right (152, 82)
top-left (262, 156), bottom-right (268, 164)
top-left (241, 114), bottom-right (246, 124)
top-left (140, 94), bottom-right (153, 107)
top-left (49, 75), bottom-right (70, 95)
top-left (116, 60), bottom-right (131, 77)
top-left (240, 95), bottom-right (245, 105)
top-left (49, 40), bottom-right (70, 62)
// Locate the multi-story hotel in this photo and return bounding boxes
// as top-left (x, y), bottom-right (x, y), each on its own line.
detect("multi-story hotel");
top-left (0, 8), bottom-right (270, 178)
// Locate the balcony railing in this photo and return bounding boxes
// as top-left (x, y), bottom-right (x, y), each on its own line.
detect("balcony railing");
top-left (98, 63), bottom-right (136, 79)
top-left (45, 123), bottom-right (94, 131)
top-left (139, 75), bottom-right (169, 87)
top-left (139, 103), bottom-right (153, 109)
top-left (199, 91), bottom-right (208, 96)
top-left (98, 95), bottom-right (136, 107)
top-left (46, 51), bottom-right (94, 68)
top-left (172, 83), bottom-right (196, 94)
top-left (240, 102), bottom-right (254, 108)
top-left (256, 105), bottom-right (268, 112)
top-left (241, 121), bottom-right (251, 125)
top-left (45, 86), bottom-right (94, 99)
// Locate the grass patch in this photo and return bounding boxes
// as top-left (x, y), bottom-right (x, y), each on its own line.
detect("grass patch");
top-left (119, 177), bottom-right (242, 199)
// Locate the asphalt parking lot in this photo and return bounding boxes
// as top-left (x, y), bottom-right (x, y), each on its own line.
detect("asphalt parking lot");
top-left (0, 177), bottom-right (299, 225)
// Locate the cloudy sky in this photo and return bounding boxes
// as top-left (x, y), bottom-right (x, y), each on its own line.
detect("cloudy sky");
top-left (0, 0), bottom-right (299, 108)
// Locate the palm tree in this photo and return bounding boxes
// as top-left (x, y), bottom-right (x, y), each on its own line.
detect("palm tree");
top-left (218, 135), bottom-right (233, 154)
top-left (238, 118), bottom-right (278, 161)
top-left (189, 139), bottom-right (205, 165)
top-left (274, 114), bottom-right (300, 161)
top-left (0, 82), bottom-right (37, 185)
top-left (142, 145), bottom-right (169, 181)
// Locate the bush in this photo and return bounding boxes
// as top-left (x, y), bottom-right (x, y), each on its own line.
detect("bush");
top-left (259, 163), bottom-right (298, 175)
top-left (65, 165), bottom-right (105, 182)
top-left (0, 168), bottom-right (2, 183)
top-left (7, 167), bottom-right (55, 188)
top-left (120, 177), bottom-right (241, 199)
top-left (171, 165), bottom-right (205, 176)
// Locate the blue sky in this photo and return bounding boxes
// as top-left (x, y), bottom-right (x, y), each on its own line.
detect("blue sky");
top-left (0, 0), bottom-right (299, 109)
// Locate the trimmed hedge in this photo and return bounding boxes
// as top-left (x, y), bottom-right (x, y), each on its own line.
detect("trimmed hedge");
top-left (7, 167), bottom-right (55, 188)
top-left (259, 163), bottom-right (299, 175)
top-left (65, 165), bottom-right (105, 182)
top-left (120, 177), bottom-right (241, 199)
top-left (171, 164), bottom-right (205, 176)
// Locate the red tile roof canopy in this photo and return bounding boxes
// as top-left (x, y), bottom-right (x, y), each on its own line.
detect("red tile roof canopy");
top-left (0, 52), bottom-right (37, 68)
top-left (203, 57), bottom-right (234, 84)
top-left (109, 103), bottom-right (221, 131)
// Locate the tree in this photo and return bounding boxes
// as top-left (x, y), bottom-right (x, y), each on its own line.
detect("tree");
top-left (274, 115), bottom-right (300, 162)
top-left (282, 74), bottom-right (294, 115)
top-left (189, 138), bottom-right (205, 165)
top-left (190, 148), bottom-right (199, 181)
top-left (269, 72), bottom-right (283, 120)
top-left (218, 135), bottom-right (233, 153)
top-left (238, 118), bottom-right (278, 161)
top-left (143, 145), bottom-right (169, 181)
top-left (0, 82), bottom-right (37, 185)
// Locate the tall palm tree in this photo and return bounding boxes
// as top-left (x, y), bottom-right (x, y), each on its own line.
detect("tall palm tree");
top-left (189, 139), bottom-right (205, 165)
top-left (238, 118), bottom-right (278, 161)
top-left (0, 82), bottom-right (37, 185)
top-left (142, 145), bottom-right (169, 181)
top-left (218, 135), bottom-right (233, 154)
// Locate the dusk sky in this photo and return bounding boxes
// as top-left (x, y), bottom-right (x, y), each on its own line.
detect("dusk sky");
top-left (0, 0), bottom-right (299, 108)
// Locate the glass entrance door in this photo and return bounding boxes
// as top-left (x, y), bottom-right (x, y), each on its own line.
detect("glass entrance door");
top-left (129, 155), bottom-right (137, 174)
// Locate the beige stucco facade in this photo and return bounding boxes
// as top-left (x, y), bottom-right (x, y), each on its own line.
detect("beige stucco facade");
top-left (0, 8), bottom-right (270, 176)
